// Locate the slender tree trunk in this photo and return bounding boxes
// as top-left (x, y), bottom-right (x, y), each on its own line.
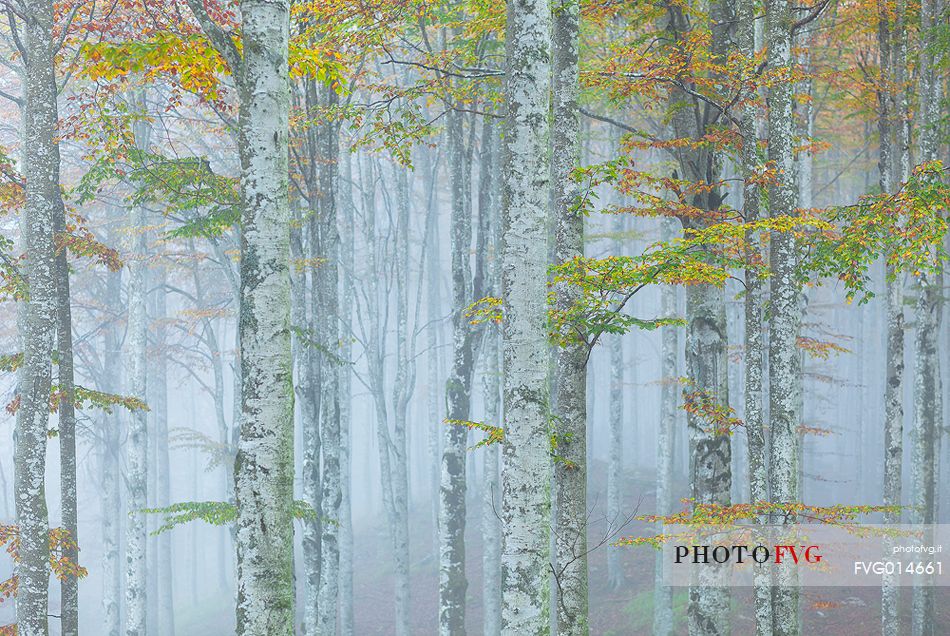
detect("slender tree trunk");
top-left (150, 267), bottom-right (175, 636)
top-left (16, 2), bottom-right (60, 632)
top-left (552, 2), bottom-right (588, 631)
top-left (300, 167), bottom-right (323, 636)
top-left (653, 219), bottom-right (676, 636)
top-left (766, 2), bottom-right (801, 634)
top-left (422, 142), bottom-right (444, 558)
top-left (606, 221), bottom-right (625, 595)
top-left (101, 244), bottom-right (123, 636)
top-left (879, 4), bottom-right (906, 633)
top-left (338, 145), bottom-right (356, 636)
top-left (911, 2), bottom-right (943, 634)
top-left (316, 84), bottom-right (342, 636)
top-left (500, 0), bottom-right (552, 631)
top-left (738, 3), bottom-right (771, 633)
top-left (439, 104), bottom-right (478, 636)
top-left (13, 0), bottom-right (63, 636)
top-left (125, 91), bottom-right (151, 636)
top-left (391, 165), bottom-right (413, 636)
top-left (54, 151), bottom-right (79, 636)
top-left (482, 120), bottom-right (503, 636)
top-left (483, 328), bottom-right (503, 636)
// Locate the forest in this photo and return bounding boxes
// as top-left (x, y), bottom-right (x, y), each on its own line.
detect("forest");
top-left (0, 0), bottom-right (948, 634)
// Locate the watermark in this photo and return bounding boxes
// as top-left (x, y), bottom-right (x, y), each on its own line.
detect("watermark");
top-left (657, 524), bottom-right (950, 587)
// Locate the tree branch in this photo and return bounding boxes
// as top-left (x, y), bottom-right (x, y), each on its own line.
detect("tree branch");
top-left (184, 0), bottom-right (240, 75)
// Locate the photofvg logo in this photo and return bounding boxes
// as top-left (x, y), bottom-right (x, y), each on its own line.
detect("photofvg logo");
top-left (659, 524), bottom-right (950, 587)
top-left (674, 544), bottom-right (822, 565)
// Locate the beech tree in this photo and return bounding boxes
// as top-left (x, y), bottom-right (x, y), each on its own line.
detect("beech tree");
top-left (186, 0), bottom-right (296, 632)
top-left (500, 0), bottom-right (553, 632)
top-left (15, 0), bottom-right (61, 633)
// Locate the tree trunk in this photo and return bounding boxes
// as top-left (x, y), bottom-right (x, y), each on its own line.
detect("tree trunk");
top-left (552, 1), bottom-right (588, 631)
top-left (653, 219), bottom-right (676, 636)
top-left (766, 1), bottom-right (801, 634)
top-left (481, 117), bottom-right (503, 636)
top-left (606, 219), bottom-right (625, 594)
top-left (738, 2), bottom-right (771, 633)
top-left (911, 2), bottom-right (943, 633)
top-left (16, 1), bottom-right (60, 632)
top-left (299, 81), bottom-right (324, 636)
top-left (338, 145), bottom-right (356, 636)
top-left (391, 164), bottom-right (413, 636)
top-left (316, 84), bottom-right (342, 636)
top-left (100, 241), bottom-right (123, 636)
top-left (229, 1), bottom-right (295, 632)
top-left (684, 283), bottom-right (732, 636)
top-left (423, 141), bottom-right (444, 558)
top-left (482, 328), bottom-right (503, 636)
top-left (879, 3), bottom-right (905, 633)
top-left (500, 0), bottom-right (552, 631)
top-left (439, 103), bottom-right (478, 635)
top-left (125, 91), bottom-right (151, 636)
top-left (54, 143), bottom-right (79, 636)
top-left (664, 2), bottom-right (734, 631)
top-left (150, 266), bottom-right (175, 636)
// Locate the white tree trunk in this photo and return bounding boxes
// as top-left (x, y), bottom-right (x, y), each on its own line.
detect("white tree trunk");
top-left (338, 146), bottom-right (356, 636)
top-left (125, 90), bottom-right (151, 636)
top-left (439, 106), bottom-right (475, 636)
top-left (738, 3), bottom-right (771, 633)
top-left (316, 86), bottom-right (342, 636)
top-left (501, 0), bottom-right (552, 632)
top-left (483, 328), bottom-right (503, 636)
top-left (100, 249), bottom-right (124, 636)
top-left (766, 2), bottom-right (801, 634)
top-left (664, 3), bottom-right (734, 632)
top-left (606, 140), bottom-right (625, 594)
top-left (878, 5), bottom-right (906, 633)
top-left (16, 1), bottom-right (60, 632)
top-left (552, 1), bottom-right (588, 633)
top-left (684, 283), bottom-right (732, 636)
top-left (149, 266), bottom-right (175, 636)
top-left (911, 2), bottom-right (943, 633)
top-left (54, 143), bottom-right (79, 636)
top-left (653, 219), bottom-right (676, 636)
top-left (230, 1), bottom-right (295, 632)
top-left (482, 118), bottom-right (503, 636)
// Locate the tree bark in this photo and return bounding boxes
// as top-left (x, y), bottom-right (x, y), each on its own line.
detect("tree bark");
top-left (125, 90), bottom-right (151, 636)
top-left (552, 1), bottom-right (588, 631)
top-left (150, 265), bottom-right (175, 636)
top-left (766, 1), bottom-right (801, 634)
top-left (738, 2), bottom-right (771, 633)
top-left (54, 140), bottom-right (78, 636)
top-left (910, 2), bottom-right (943, 634)
top-left (500, 0), bottom-right (552, 632)
top-left (878, 4), bottom-right (905, 633)
top-left (16, 1), bottom-right (60, 632)
top-left (194, 0), bottom-right (297, 632)
top-left (653, 219), bottom-right (676, 636)
top-left (100, 236), bottom-right (123, 636)
top-left (315, 83), bottom-right (342, 636)
top-left (338, 145), bottom-right (356, 636)
top-left (664, 2), bottom-right (734, 632)
top-left (439, 99), bottom-right (483, 634)
top-left (483, 327), bottom-right (503, 636)
top-left (481, 117), bottom-right (503, 636)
